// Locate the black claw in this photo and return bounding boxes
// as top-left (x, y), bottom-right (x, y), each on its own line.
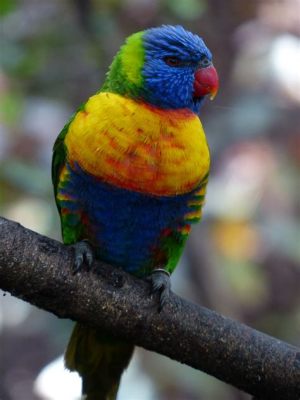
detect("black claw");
top-left (86, 252), bottom-right (94, 267)
top-left (150, 269), bottom-right (171, 311)
top-left (71, 240), bottom-right (94, 274)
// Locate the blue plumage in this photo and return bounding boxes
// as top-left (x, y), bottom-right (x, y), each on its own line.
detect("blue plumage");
top-left (59, 163), bottom-right (198, 274)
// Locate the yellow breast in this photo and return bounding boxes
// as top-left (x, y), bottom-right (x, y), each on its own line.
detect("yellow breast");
top-left (65, 92), bottom-right (210, 196)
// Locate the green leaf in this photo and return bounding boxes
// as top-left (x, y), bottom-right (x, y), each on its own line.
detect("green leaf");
top-left (0, 0), bottom-right (16, 16)
top-left (167, 0), bottom-right (207, 20)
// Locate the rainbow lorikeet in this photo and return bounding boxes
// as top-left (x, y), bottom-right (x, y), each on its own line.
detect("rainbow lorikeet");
top-left (52, 25), bottom-right (218, 400)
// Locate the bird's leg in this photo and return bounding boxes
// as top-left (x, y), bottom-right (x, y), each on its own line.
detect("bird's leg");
top-left (71, 240), bottom-right (94, 274)
top-left (149, 268), bottom-right (171, 311)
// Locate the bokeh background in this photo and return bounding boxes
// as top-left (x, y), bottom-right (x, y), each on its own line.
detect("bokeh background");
top-left (1, 0), bottom-right (300, 399)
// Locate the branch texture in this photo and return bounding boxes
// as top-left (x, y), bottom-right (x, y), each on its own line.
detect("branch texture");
top-left (0, 217), bottom-right (299, 399)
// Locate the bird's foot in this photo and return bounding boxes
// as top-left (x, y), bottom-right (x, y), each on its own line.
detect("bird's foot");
top-left (149, 268), bottom-right (171, 312)
top-left (71, 240), bottom-right (94, 274)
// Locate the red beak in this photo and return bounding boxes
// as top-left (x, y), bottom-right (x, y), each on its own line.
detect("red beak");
top-left (193, 65), bottom-right (219, 100)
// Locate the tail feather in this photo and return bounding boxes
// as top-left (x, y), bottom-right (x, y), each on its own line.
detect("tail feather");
top-left (65, 323), bottom-right (134, 400)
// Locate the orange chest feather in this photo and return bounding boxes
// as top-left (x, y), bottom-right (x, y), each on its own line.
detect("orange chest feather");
top-left (65, 92), bottom-right (210, 196)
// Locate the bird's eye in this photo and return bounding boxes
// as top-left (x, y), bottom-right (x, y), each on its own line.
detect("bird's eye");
top-left (199, 56), bottom-right (211, 68)
top-left (164, 57), bottom-right (182, 67)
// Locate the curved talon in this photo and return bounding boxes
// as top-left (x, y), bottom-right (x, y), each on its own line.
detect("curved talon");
top-left (71, 240), bottom-right (94, 274)
top-left (150, 269), bottom-right (171, 311)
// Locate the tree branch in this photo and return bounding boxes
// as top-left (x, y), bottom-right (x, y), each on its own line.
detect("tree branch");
top-left (0, 217), bottom-right (299, 399)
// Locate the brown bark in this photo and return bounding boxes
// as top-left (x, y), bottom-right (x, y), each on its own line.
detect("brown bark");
top-left (0, 216), bottom-right (299, 399)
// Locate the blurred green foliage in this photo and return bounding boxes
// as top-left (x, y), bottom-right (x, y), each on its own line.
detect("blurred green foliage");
top-left (0, 0), bottom-right (300, 399)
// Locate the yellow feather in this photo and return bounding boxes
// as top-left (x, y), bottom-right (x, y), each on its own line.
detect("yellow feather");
top-left (65, 92), bottom-right (210, 196)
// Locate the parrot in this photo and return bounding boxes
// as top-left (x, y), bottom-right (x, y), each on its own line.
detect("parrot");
top-left (52, 25), bottom-right (219, 400)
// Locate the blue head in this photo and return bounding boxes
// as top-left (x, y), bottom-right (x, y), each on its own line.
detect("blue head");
top-left (142, 25), bottom-right (218, 113)
top-left (103, 25), bottom-right (219, 114)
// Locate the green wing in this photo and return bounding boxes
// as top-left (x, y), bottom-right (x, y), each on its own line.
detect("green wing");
top-left (52, 103), bottom-right (86, 210)
top-left (52, 122), bottom-right (69, 205)
top-left (51, 106), bottom-right (86, 244)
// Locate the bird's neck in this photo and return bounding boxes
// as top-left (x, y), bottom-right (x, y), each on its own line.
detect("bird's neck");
top-left (101, 32), bottom-right (145, 101)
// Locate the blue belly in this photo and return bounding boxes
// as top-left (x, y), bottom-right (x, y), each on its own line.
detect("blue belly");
top-left (64, 163), bottom-right (193, 274)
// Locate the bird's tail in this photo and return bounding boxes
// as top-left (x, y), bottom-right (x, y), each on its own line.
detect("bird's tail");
top-left (65, 323), bottom-right (134, 400)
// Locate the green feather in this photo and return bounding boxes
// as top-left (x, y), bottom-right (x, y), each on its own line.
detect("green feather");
top-left (101, 31), bottom-right (145, 98)
top-left (52, 103), bottom-right (87, 243)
